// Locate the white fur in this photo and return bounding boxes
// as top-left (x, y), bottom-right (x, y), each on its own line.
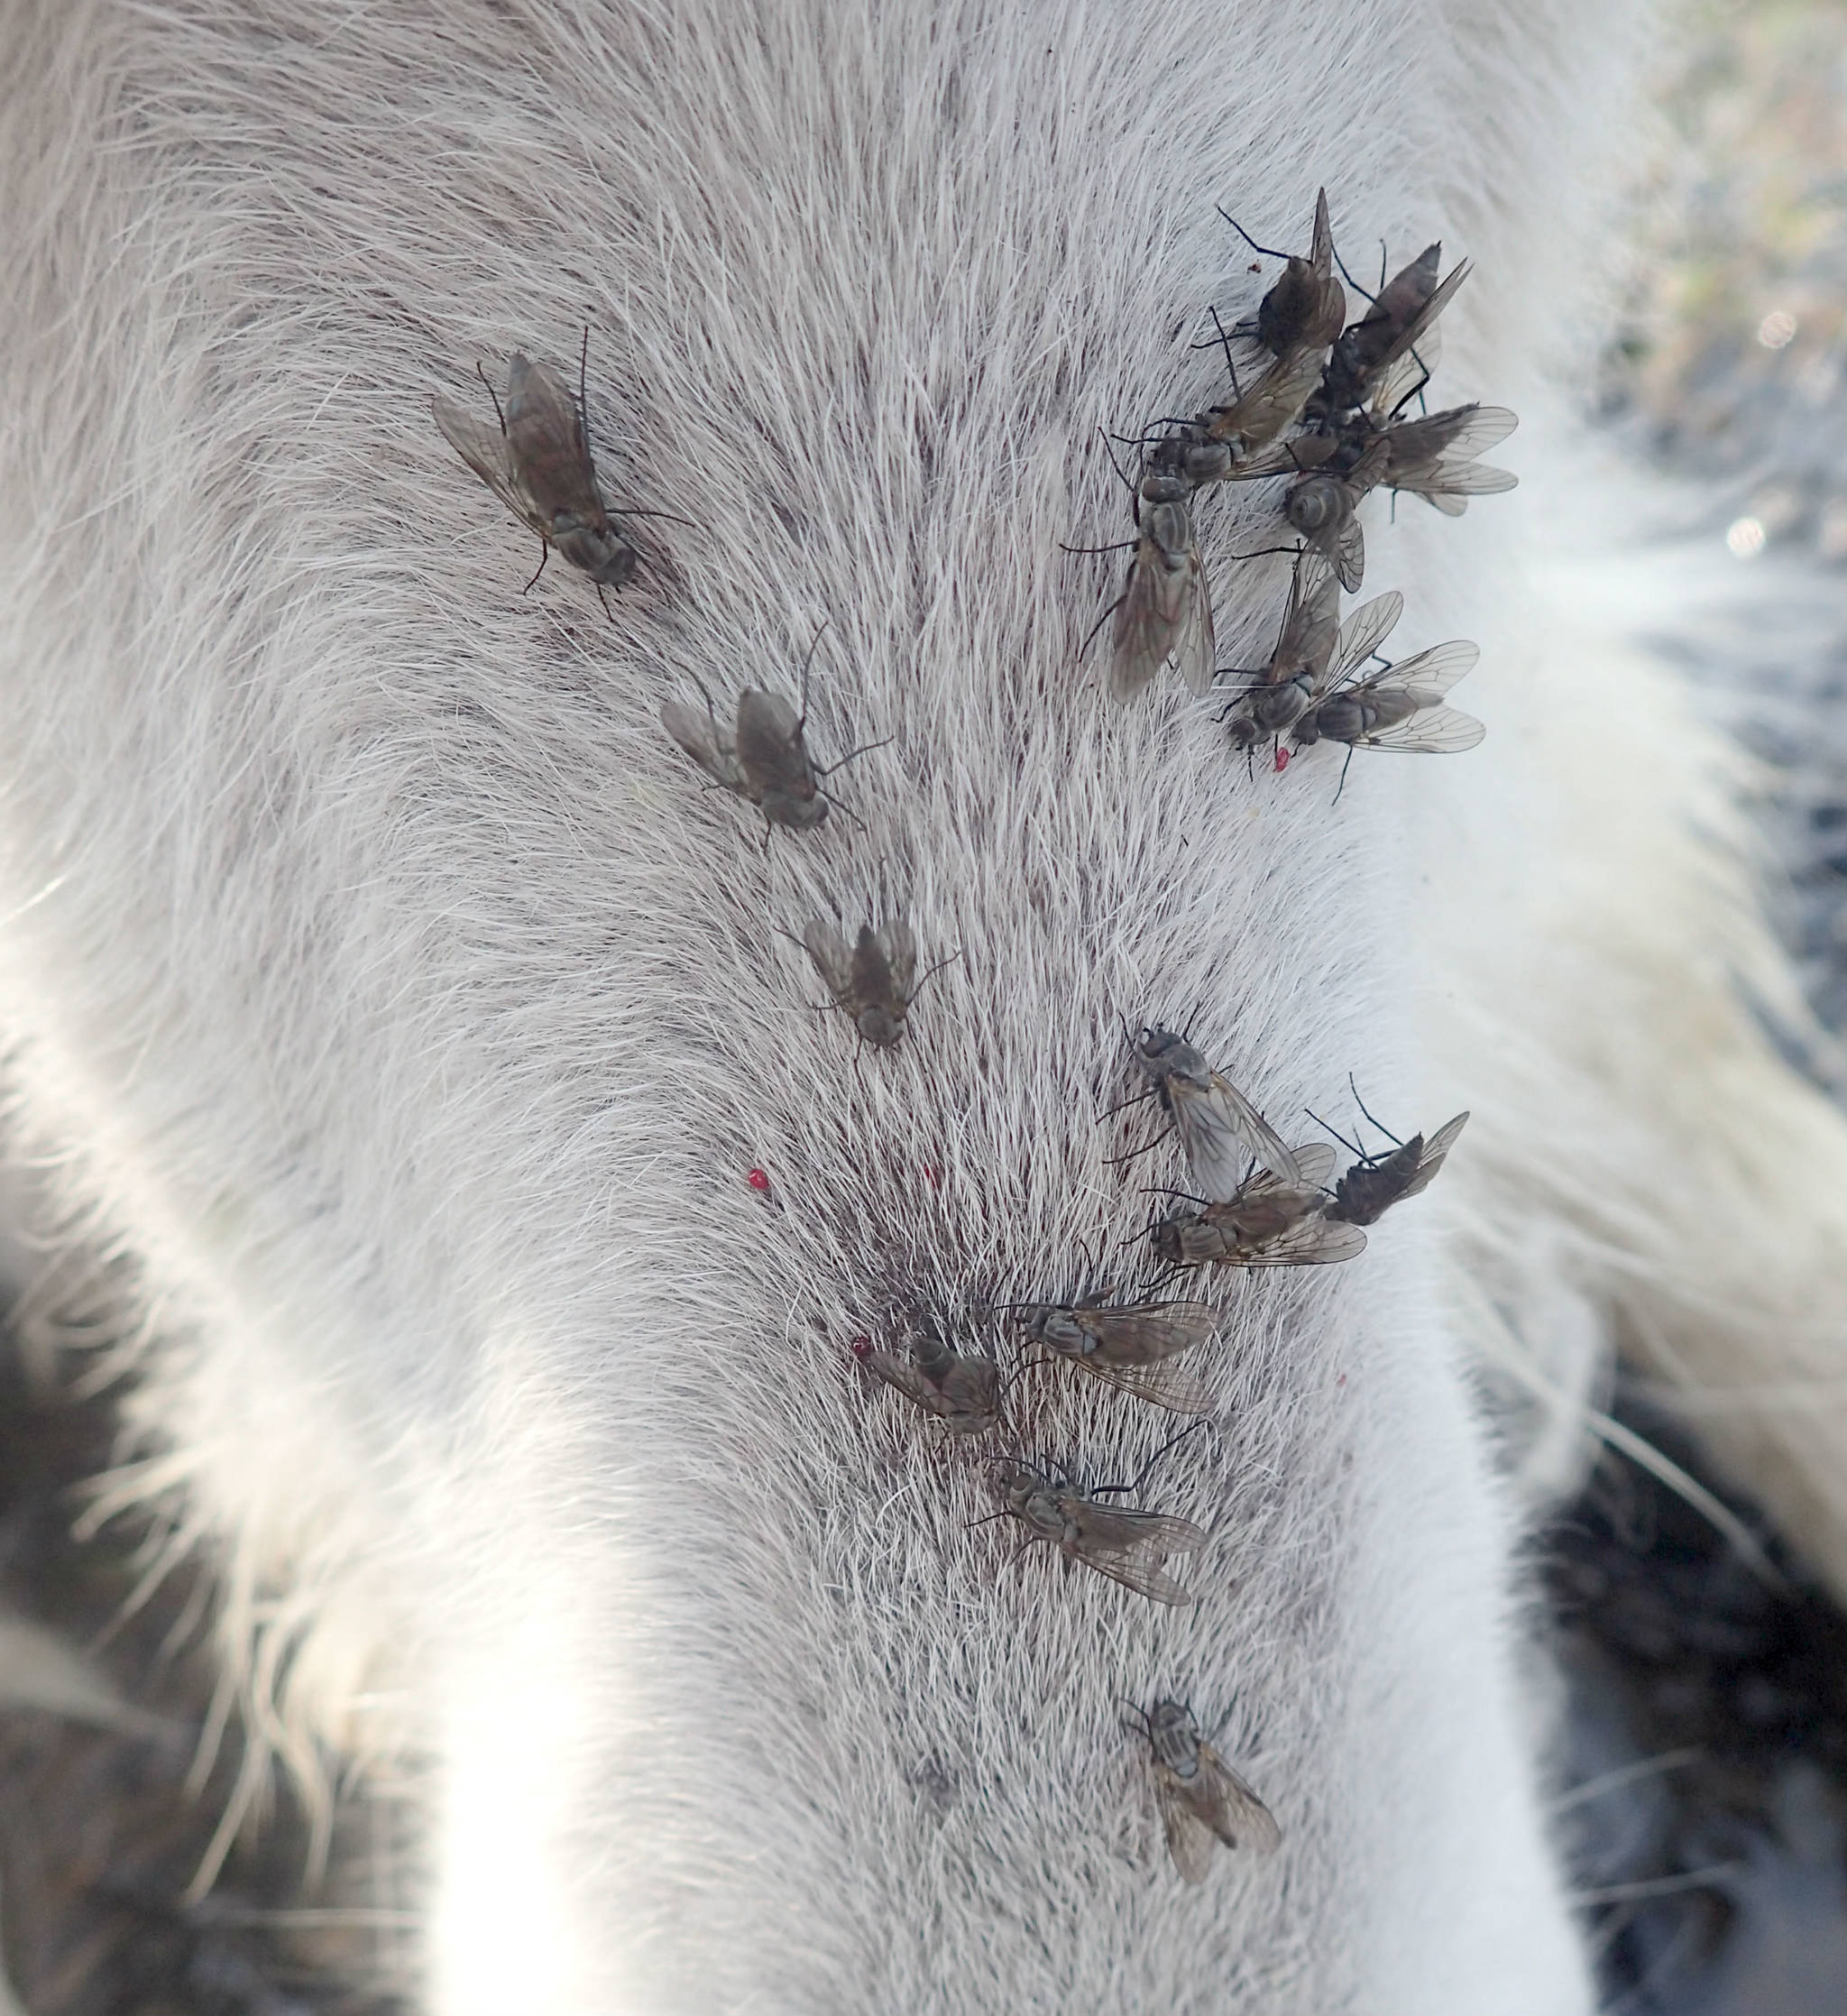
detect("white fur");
top-left (6, 0), bottom-right (1847, 2010)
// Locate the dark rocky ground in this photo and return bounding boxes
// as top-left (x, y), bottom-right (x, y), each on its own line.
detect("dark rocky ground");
top-left (5, 2), bottom-right (1847, 2008)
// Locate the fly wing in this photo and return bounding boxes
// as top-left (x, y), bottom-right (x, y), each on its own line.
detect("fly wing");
top-left (1308, 508), bottom-right (1366, 594)
top-left (1381, 639), bottom-right (1481, 701)
top-left (801, 919), bottom-right (857, 1000)
top-left (1108, 540), bottom-right (1180, 701)
top-left (1398, 1110), bottom-right (1469, 1201)
top-left (1273, 549), bottom-right (1340, 681)
top-left (1383, 402), bottom-right (1518, 469)
top-left (1071, 1545), bottom-right (1198, 1607)
top-left (1171, 548), bottom-right (1217, 697)
top-left (1175, 1072), bottom-right (1305, 1193)
top-left (1238, 1214), bottom-right (1368, 1266)
top-left (1206, 344), bottom-right (1326, 456)
top-left (1328, 590), bottom-right (1405, 689)
top-left (1071, 1504), bottom-right (1208, 1555)
top-left (1367, 258), bottom-right (1472, 387)
top-left (433, 390), bottom-right (544, 535)
top-left (1350, 704), bottom-right (1486, 753)
top-left (1157, 1781), bottom-right (1221, 1883)
top-left (1372, 327), bottom-right (1440, 419)
top-left (501, 354), bottom-right (609, 526)
top-left (1291, 1141), bottom-right (1338, 1190)
top-left (1400, 461), bottom-right (1519, 505)
top-left (861, 1349), bottom-right (953, 1420)
top-left (876, 915), bottom-right (918, 999)
top-left (933, 1356), bottom-right (1003, 1434)
top-left (1076, 1356), bottom-right (1216, 1417)
top-left (734, 690), bottom-right (814, 796)
top-left (1079, 1302), bottom-right (1219, 1363)
top-left (660, 697), bottom-right (747, 792)
top-left (1197, 1747), bottom-right (1284, 1855)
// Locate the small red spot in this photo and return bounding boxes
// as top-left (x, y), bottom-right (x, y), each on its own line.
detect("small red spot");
top-left (850, 1335), bottom-right (873, 1362)
top-left (1273, 746), bottom-right (1291, 774)
top-left (923, 1164), bottom-right (942, 1192)
top-left (1337, 1373), bottom-right (1347, 1388)
top-left (747, 1167), bottom-right (771, 1193)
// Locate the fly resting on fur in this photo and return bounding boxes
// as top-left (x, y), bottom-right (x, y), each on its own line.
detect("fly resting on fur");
top-left (660, 631), bottom-right (887, 836)
top-left (1126, 1697), bottom-right (1282, 1881)
top-left (432, 332), bottom-right (641, 609)
top-left (982, 1426), bottom-right (1212, 1609)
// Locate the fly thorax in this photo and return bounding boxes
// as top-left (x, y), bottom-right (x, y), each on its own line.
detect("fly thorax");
top-left (857, 1006), bottom-right (905, 1047)
top-left (1253, 681), bottom-right (1312, 733)
top-left (554, 521), bottom-right (638, 585)
top-left (1143, 499), bottom-right (1193, 567)
top-left (1285, 474), bottom-right (1348, 533)
top-left (1042, 1312), bottom-right (1091, 1357)
top-left (761, 789), bottom-right (828, 830)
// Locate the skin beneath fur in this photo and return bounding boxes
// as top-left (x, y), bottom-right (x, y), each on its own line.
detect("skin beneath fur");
top-left (10, 0), bottom-right (1847, 2010)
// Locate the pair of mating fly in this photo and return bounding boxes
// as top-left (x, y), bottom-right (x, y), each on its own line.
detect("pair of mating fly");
top-left (1218, 545), bottom-right (1484, 773)
top-left (1106, 189), bottom-right (1515, 723)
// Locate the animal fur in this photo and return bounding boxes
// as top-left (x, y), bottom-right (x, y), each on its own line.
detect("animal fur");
top-left (4, 0), bottom-right (1847, 2010)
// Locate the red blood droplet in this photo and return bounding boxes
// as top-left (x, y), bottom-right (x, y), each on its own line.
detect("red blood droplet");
top-left (1273, 746), bottom-right (1291, 773)
top-left (746, 1167), bottom-right (771, 1192)
top-left (850, 1335), bottom-right (873, 1361)
top-left (924, 1164), bottom-right (941, 1192)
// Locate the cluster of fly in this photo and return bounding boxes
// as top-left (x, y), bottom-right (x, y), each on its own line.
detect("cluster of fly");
top-left (1095, 189), bottom-right (1514, 784)
top-left (434, 339), bottom-right (950, 1049)
top-left (436, 226), bottom-right (1487, 1883)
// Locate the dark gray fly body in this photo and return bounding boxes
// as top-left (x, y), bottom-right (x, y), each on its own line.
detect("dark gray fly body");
top-left (1282, 401), bottom-right (1516, 581)
top-left (1149, 1146), bottom-right (1365, 1269)
top-left (1151, 190), bottom-right (1346, 489)
top-left (1108, 473), bottom-right (1215, 700)
top-left (1126, 1698), bottom-right (1282, 1880)
top-left (987, 1431), bottom-right (1209, 1606)
top-left (1289, 636), bottom-right (1484, 759)
top-left (1219, 548), bottom-right (1341, 750)
top-left (1244, 188), bottom-right (1347, 360)
top-left (1008, 1293), bottom-right (1220, 1415)
top-left (800, 914), bottom-right (955, 1049)
top-left (1316, 242), bottom-right (1473, 420)
top-left (1324, 1109), bottom-right (1470, 1225)
top-left (433, 343), bottom-right (639, 599)
top-left (855, 1323), bottom-right (1003, 1436)
top-left (1131, 1027), bottom-right (1303, 1193)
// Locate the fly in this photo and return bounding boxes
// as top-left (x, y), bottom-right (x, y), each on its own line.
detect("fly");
top-left (1218, 548), bottom-right (1341, 751)
top-left (854, 1323), bottom-right (1002, 1435)
top-left (1314, 1092), bottom-right (1470, 1226)
top-left (1008, 1293), bottom-right (1220, 1415)
top-left (1150, 1146), bottom-right (1366, 1269)
top-left (661, 629), bottom-right (886, 833)
top-left (1108, 473), bottom-right (1215, 700)
top-left (1132, 1026), bottom-right (1303, 1192)
top-left (433, 333), bottom-right (639, 606)
top-left (1318, 241), bottom-right (1473, 419)
top-left (983, 1426), bottom-right (1209, 1607)
top-left (1290, 636), bottom-right (1484, 768)
top-left (799, 914), bottom-right (955, 1049)
top-left (1126, 1698), bottom-right (1282, 1880)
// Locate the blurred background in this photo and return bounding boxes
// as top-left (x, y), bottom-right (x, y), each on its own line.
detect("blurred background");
top-left (5, 0), bottom-right (1847, 2008)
